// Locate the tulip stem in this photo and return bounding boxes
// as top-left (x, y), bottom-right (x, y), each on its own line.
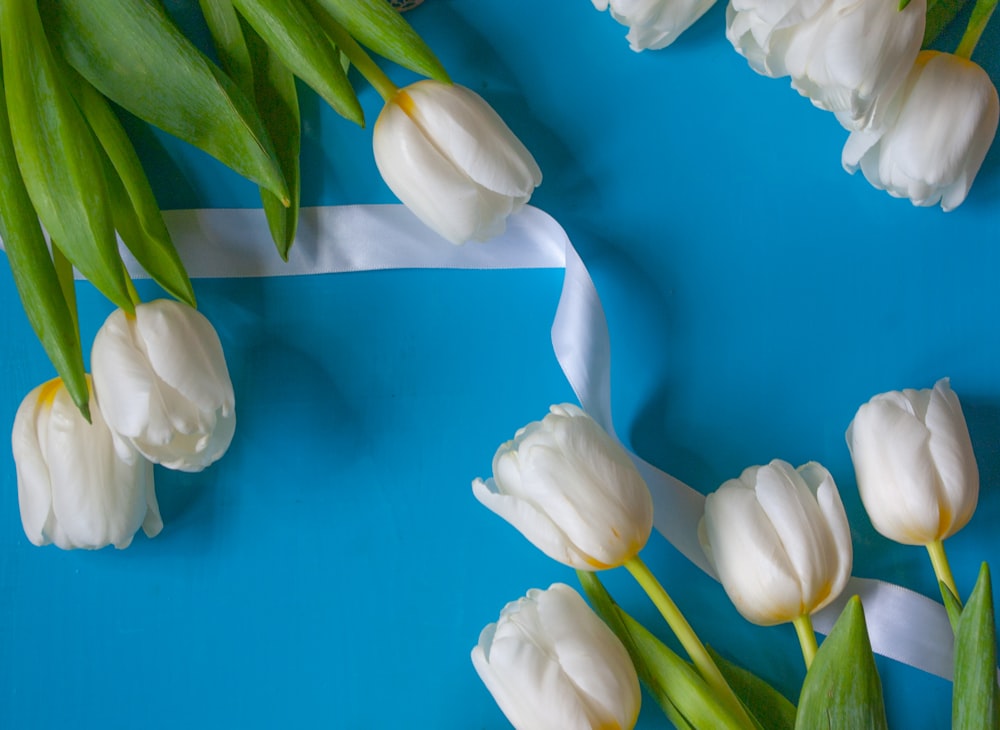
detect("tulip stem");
top-left (792, 614), bottom-right (818, 669)
top-left (310, 8), bottom-right (398, 103)
top-left (624, 556), bottom-right (754, 728)
top-left (123, 269), bottom-right (142, 308)
top-left (954, 0), bottom-right (997, 60)
top-left (927, 539), bottom-right (960, 602)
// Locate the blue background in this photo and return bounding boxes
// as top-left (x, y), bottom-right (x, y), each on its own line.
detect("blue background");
top-left (2, 1), bottom-right (1000, 727)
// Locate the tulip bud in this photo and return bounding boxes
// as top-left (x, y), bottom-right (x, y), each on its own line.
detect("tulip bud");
top-left (846, 378), bottom-right (979, 545)
top-left (372, 79), bottom-right (542, 245)
top-left (699, 459), bottom-right (852, 626)
top-left (12, 378), bottom-right (161, 550)
top-left (842, 51), bottom-right (999, 211)
top-left (472, 583), bottom-right (641, 730)
top-left (472, 404), bottom-right (653, 570)
top-left (592, 0), bottom-right (718, 51)
top-left (91, 299), bottom-right (236, 473)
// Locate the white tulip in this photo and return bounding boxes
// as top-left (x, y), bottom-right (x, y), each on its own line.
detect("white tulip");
top-left (727, 0), bottom-right (925, 129)
top-left (699, 459), bottom-right (852, 626)
top-left (472, 404), bottom-right (653, 570)
top-left (91, 299), bottom-right (236, 472)
top-left (472, 583), bottom-right (641, 730)
top-left (846, 378), bottom-right (979, 545)
top-left (12, 378), bottom-right (161, 550)
top-left (842, 51), bottom-right (999, 211)
top-left (725, 0), bottom-right (830, 77)
top-left (372, 80), bottom-right (542, 245)
top-left (592, 0), bottom-right (717, 51)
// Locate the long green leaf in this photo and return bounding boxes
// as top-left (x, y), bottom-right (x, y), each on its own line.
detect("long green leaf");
top-left (230, 0), bottom-right (361, 127)
top-left (795, 596), bottom-right (888, 730)
top-left (67, 69), bottom-right (196, 307)
top-left (578, 571), bottom-right (749, 730)
top-left (0, 57), bottom-right (89, 418)
top-left (941, 579), bottom-right (964, 635)
top-left (1, 0), bottom-right (132, 315)
top-left (246, 26), bottom-right (301, 258)
top-left (201, 1), bottom-right (302, 258)
top-left (198, 0), bottom-right (256, 98)
top-left (953, 563), bottom-right (1000, 730)
top-left (311, 0), bottom-right (449, 82)
top-left (707, 647), bottom-right (797, 730)
top-left (39, 0), bottom-right (289, 203)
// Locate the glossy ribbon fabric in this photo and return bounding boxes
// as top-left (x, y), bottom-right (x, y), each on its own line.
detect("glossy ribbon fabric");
top-left (138, 203), bottom-right (954, 679)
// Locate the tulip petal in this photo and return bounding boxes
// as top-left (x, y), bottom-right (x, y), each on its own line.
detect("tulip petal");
top-left (472, 584), bottom-right (639, 730)
top-left (848, 390), bottom-right (950, 544)
top-left (45, 385), bottom-right (149, 549)
top-left (924, 379), bottom-right (978, 538)
top-left (402, 81), bottom-right (541, 198)
top-left (11, 382), bottom-right (56, 545)
top-left (539, 584), bottom-right (642, 727)
top-left (135, 300), bottom-right (235, 414)
top-left (703, 477), bottom-right (804, 625)
top-left (472, 477), bottom-right (596, 568)
top-left (373, 100), bottom-right (515, 244)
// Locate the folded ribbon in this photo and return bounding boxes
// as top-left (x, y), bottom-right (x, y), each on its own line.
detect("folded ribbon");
top-left (135, 203), bottom-right (955, 680)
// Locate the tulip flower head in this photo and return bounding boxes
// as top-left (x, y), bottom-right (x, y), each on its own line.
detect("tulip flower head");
top-left (91, 299), bottom-right (236, 473)
top-left (593, 0), bottom-right (718, 51)
top-left (699, 459), bottom-right (852, 626)
top-left (842, 52), bottom-right (999, 211)
top-left (472, 583), bottom-right (641, 730)
top-left (12, 378), bottom-right (161, 550)
top-left (372, 79), bottom-right (542, 245)
top-left (727, 0), bottom-right (925, 129)
top-left (846, 378), bottom-right (979, 545)
top-left (472, 404), bottom-right (654, 570)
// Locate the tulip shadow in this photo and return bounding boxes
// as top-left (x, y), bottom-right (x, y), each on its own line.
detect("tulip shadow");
top-left (146, 276), bottom-right (368, 544)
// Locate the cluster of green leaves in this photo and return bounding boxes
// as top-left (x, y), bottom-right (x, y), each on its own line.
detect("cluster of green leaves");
top-left (583, 569), bottom-right (995, 729)
top-left (0, 0), bottom-right (447, 416)
top-left (583, 562), bottom-right (1000, 729)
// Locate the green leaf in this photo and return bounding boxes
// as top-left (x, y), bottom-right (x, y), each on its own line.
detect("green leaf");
top-left (953, 563), bottom-right (1000, 730)
top-left (923, 0), bottom-right (972, 47)
top-left (941, 579), bottom-right (964, 635)
top-left (231, 0), bottom-right (362, 127)
top-left (201, 1), bottom-right (302, 257)
top-left (245, 25), bottom-right (301, 258)
top-left (66, 69), bottom-right (196, 307)
top-left (39, 0), bottom-right (289, 204)
top-left (0, 55), bottom-right (89, 418)
top-left (198, 0), bottom-right (256, 98)
top-left (1, 0), bottom-right (132, 314)
top-left (578, 571), bottom-right (749, 730)
top-left (310, 0), bottom-right (449, 82)
top-left (795, 596), bottom-right (888, 730)
top-left (707, 647), bottom-right (797, 730)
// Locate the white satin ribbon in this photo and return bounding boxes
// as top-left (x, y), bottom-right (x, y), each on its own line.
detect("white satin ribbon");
top-left (126, 203), bottom-right (954, 680)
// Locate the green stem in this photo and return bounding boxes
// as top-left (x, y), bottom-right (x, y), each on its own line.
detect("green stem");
top-left (624, 556), bottom-right (754, 729)
top-left (927, 539), bottom-right (960, 601)
top-left (955, 0), bottom-right (998, 59)
top-left (309, 7), bottom-right (398, 102)
top-left (793, 614), bottom-right (819, 669)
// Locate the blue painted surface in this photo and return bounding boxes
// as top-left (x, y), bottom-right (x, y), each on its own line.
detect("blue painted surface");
top-left (2, 1), bottom-right (1000, 727)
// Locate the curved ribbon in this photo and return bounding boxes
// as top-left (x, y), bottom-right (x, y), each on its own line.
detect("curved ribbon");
top-left (126, 203), bottom-right (954, 679)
